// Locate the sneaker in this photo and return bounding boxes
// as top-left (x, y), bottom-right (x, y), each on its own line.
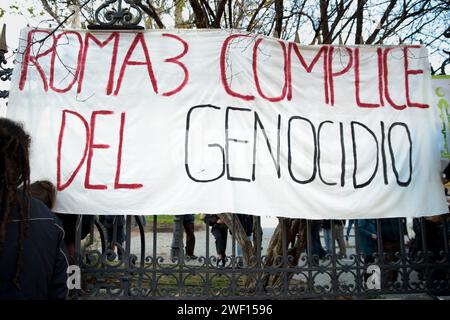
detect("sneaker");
top-left (186, 255), bottom-right (198, 261)
top-left (216, 258), bottom-right (226, 268)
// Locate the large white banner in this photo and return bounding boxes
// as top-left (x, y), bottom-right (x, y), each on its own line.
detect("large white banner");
top-left (6, 28), bottom-right (448, 218)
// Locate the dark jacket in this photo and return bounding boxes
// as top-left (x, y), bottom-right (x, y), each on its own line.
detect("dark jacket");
top-left (100, 215), bottom-right (125, 229)
top-left (0, 197), bottom-right (68, 300)
top-left (203, 214), bottom-right (227, 230)
top-left (182, 214), bottom-right (195, 224)
top-left (380, 218), bottom-right (402, 242)
top-left (357, 219), bottom-right (377, 258)
top-left (55, 213), bottom-right (93, 244)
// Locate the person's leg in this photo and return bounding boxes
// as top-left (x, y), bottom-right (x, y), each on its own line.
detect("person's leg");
top-left (311, 223), bottom-right (325, 260)
top-left (212, 226), bottom-right (225, 265)
top-left (382, 241), bottom-right (400, 285)
top-left (346, 220), bottom-right (354, 240)
top-left (335, 225), bottom-right (346, 257)
top-left (323, 228), bottom-right (333, 254)
top-left (184, 222), bottom-right (196, 257)
top-left (218, 227), bottom-right (228, 266)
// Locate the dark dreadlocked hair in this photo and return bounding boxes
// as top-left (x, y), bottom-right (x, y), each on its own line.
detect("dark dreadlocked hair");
top-left (0, 118), bottom-right (31, 289)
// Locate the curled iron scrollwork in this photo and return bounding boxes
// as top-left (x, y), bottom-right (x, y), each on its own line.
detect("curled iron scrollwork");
top-left (89, 0), bottom-right (143, 29)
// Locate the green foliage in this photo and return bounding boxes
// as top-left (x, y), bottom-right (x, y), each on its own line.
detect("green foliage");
top-left (145, 214), bottom-right (203, 225)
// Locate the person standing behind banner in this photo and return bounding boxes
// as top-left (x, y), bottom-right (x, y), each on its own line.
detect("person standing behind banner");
top-left (310, 220), bottom-right (327, 264)
top-left (335, 220), bottom-right (347, 257)
top-left (204, 214), bottom-right (228, 268)
top-left (0, 118), bottom-right (68, 299)
top-left (99, 215), bottom-right (125, 261)
top-left (380, 218), bottom-right (403, 284)
top-left (346, 219), bottom-right (355, 244)
top-left (357, 219), bottom-right (378, 282)
top-left (182, 214), bottom-right (197, 260)
top-left (29, 180), bottom-right (92, 263)
top-left (322, 220), bottom-right (346, 257)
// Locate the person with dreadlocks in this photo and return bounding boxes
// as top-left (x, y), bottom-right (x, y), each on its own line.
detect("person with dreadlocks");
top-left (29, 180), bottom-right (93, 264)
top-left (0, 118), bottom-right (68, 299)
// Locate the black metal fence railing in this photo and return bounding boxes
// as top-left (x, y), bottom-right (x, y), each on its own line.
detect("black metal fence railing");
top-left (67, 215), bottom-right (450, 299)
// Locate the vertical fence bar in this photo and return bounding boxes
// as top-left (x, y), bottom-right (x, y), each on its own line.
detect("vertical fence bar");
top-left (231, 214), bottom-right (236, 297)
top-left (280, 218), bottom-right (288, 297)
top-left (255, 216), bottom-right (262, 296)
top-left (375, 219), bottom-right (383, 292)
top-left (88, 216), bottom-right (94, 247)
top-left (353, 220), bottom-right (363, 298)
top-left (152, 215), bottom-right (157, 298)
top-left (306, 220), bottom-right (313, 296)
top-left (398, 218), bottom-right (408, 292)
top-left (123, 216), bottom-right (132, 296)
top-left (125, 216), bottom-right (132, 265)
top-left (419, 218), bottom-right (430, 291)
top-left (73, 214), bottom-right (82, 298)
top-left (330, 220), bottom-right (338, 295)
top-left (75, 215), bottom-right (82, 266)
top-left (178, 216), bottom-right (184, 297)
top-left (232, 214), bottom-right (236, 266)
top-left (112, 217), bottom-right (118, 258)
top-left (205, 216), bottom-right (211, 297)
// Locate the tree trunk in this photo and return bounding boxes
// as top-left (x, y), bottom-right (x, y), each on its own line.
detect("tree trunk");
top-left (262, 219), bottom-right (307, 289)
top-left (355, 0), bottom-right (364, 44)
top-left (274, 0), bottom-right (283, 38)
top-left (217, 213), bottom-right (253, 266)
top-left (320, 0), bottom-right (330, 43)
top-left (189, 0), bottom-right (209, 28)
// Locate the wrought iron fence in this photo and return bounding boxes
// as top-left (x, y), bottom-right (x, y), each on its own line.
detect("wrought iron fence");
top-left (66, 215), bottom-right (450, 299)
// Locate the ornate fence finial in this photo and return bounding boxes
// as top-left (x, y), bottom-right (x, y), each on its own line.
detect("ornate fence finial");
top-left (0, 24), bottom-right (7, 53)
top-left (0, 23), bottom-right (13, 99)
top-left (88, 0), bottom-right (144, 30)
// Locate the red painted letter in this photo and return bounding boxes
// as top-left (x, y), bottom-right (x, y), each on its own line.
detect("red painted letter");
top-left (57, 110), bottom-right (90, 191)
top-left (19, 30), bottom-right (55, 91)
top-left (84, 111), bottom-right (114, 190)
top-left (383, 48), bottom-right (406, 110)
top-left (354, 48), bottom-right (380, 108)
top-left (253, 38), bottom-right (288, 102)
top-left (114, 112), bottom-right (143, 189)
top-left (328, 46), bottom-right (353, 106)
top-left (49, 31), bottom-right (83, 93)
top-left (114, 33), bottom-right (158, 95)
top-left (161, 33), bottom-right (189, 96)
top-left (220, 34), bottom-right (255, 101)
top-left (288, 44), bottom-right (329, 102)
top-left (77, 32), bottom-right (120, 95)
top-left (404, 46), bottom-right (428, 108)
